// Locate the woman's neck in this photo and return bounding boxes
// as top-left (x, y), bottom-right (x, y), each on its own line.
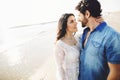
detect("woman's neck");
top-left (64, 33), bottom-right (74, 40)
top-left (62, 32), bottom-right (77, 46)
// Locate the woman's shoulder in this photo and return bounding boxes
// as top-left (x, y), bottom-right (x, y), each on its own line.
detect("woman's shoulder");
top-left (55, 40), bottom-right (64, 47)
top-left (56, 40), bottom-right (62, 44)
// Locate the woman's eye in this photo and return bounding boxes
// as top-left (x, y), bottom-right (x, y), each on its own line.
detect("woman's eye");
top-left (70, 20), bottom-right (74, 23)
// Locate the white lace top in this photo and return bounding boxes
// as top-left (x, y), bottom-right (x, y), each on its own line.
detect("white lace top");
top-left (54, 35), bottom-right (80, 80)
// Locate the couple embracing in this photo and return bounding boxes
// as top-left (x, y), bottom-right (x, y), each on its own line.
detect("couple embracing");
top-left (54, 0), bottom-right (120, 80)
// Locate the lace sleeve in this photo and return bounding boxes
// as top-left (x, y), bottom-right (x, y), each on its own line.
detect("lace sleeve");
top-left (54, 41), bottom-right (65, 80)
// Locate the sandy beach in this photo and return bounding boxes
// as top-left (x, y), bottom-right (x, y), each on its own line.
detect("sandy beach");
top-left (0, 12), bottom-right (120, 80)
top-left (103, 12), bottom-right (120, 32)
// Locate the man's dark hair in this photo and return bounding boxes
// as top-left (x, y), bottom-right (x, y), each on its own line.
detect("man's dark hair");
top-left (75, 0), bottom-right (102, 17)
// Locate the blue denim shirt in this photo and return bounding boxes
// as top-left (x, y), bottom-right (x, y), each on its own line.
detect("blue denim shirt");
top-left (79, 22), bottom-right (120, 80)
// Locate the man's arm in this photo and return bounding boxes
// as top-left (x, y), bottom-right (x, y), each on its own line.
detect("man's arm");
top-left (107, 62), bottom-right (120, 80)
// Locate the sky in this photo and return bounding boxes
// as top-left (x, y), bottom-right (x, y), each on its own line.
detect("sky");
top-left (0, 0), bottom-right (120, 28)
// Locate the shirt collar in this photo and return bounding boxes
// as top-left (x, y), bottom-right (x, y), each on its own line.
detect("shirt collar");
top-left (84, 21), bottom-right (107, 32)
top-left (94, 21), bottom-right (107, 32)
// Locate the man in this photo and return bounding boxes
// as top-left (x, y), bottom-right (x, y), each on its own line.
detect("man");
top-left (75, 0), bottom-right (120, 80)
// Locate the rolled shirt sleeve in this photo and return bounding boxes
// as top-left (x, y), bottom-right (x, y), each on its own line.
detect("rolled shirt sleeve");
top-left (106, 33), bottom-right (120, 64)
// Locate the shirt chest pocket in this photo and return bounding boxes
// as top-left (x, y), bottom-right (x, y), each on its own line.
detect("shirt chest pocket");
top-left (88, 40), bottom-right (104, 56)
top-left (92, 41), bottom-right (101, 48)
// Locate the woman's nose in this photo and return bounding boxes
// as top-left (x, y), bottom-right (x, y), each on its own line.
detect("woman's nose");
top-left (75, 20), bottom-right (78, 23)
top-left (74, 21), bottom-right (77, 24)
top-left (75, 21), bottom-right (78, 26)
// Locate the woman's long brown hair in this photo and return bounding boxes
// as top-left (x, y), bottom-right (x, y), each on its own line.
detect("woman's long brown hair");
top-left (56, 13), bottom-right (74, 41)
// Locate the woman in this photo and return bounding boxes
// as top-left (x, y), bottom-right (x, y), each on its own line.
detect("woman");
top-left (54, 13), bottom-right (80, 80)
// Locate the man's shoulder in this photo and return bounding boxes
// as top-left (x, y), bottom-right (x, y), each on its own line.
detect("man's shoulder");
top-left (106, 25), bottom-right (120, 36)
top-left (103, 25), bottom-right (120, 43)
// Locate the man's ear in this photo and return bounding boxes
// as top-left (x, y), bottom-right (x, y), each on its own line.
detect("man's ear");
top-left (85, 10), bottom-right (90, 18)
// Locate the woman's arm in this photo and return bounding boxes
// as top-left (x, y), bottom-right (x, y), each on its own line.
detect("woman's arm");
top-left (54, 42), bottom-right (65, 80)
top-left (95, 16), bottom-right (104, 23)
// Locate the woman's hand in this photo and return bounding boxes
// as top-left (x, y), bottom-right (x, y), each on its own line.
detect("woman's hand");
top-left (95, 16), bottom-right (104, 23)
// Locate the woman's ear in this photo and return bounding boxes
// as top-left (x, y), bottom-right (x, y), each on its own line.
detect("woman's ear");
top-left (85, 10), bottom-right (90, 18)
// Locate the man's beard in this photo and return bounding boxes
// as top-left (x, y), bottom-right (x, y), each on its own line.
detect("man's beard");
top-left (82, 23), bottom-right (86, 27)
top-left (81, 17), bottom-right (88, 28)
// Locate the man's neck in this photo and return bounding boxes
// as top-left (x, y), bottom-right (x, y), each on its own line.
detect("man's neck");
top-left (87, 17), bottom-right (100, 32)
